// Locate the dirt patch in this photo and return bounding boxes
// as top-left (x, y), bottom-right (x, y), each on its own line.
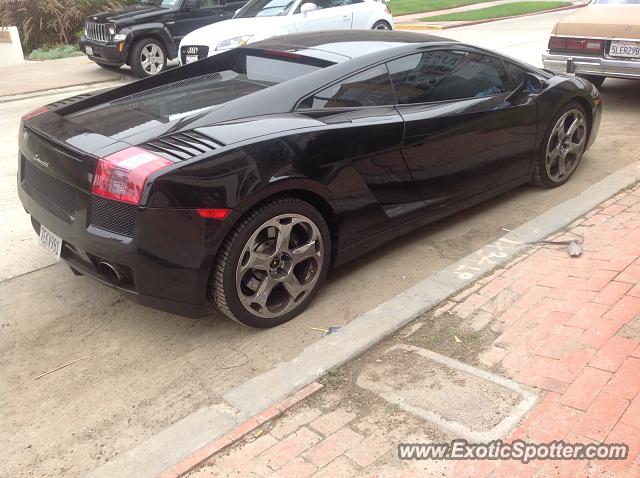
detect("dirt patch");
top-left (403, 312), bottom-right (500, 365)
top-left (617, 314), bottom-right (640, 341)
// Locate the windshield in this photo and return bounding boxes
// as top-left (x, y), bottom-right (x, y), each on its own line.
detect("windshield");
top-left (593, 0), bottom-right (640, 4)
top-left (235, 0), bottom-right (297, 18)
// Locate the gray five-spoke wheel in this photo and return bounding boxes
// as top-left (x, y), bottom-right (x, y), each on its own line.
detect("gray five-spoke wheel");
top-left (545, 108), bottom-right (587, 183)
top-left (373, 22), bottom-right (391, 30)
top-left (235, 213), bottom-right (324, 319)
top-left (140, 43), bottom-right (164, 75)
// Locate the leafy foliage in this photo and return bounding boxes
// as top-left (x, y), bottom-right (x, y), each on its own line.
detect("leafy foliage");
top-left (0, 0), bottom-right (133, 53)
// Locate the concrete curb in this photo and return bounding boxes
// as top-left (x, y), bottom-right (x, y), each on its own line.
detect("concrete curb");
top-left (86, 162), bottom-right (640, 478)
top-left (395, 4), bottom-right (583, 31)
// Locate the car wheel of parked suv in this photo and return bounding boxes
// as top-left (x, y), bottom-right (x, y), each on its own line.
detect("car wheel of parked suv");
top-left (211, 197), bottom-right (331, 328)
top-left (130, 38), bottom-right (167, 77)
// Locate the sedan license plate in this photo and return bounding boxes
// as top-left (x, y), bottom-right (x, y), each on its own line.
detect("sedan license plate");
top-left (39, 224), bottom-right (62, 259)
top-left (609, 41), bottom-right (640, 59)
top-left (85, 46), bottom-right (94, 56)
top-left (186, 54), bottom-right (199, 64)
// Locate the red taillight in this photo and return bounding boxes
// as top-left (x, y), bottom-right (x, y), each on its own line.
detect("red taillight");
top-left (385, 6), bottom-right (391, 14)
top-left (549, 36), bottom-right (604, 53)
top-left (197, 208), bottom-right (231, 220)
top-left (22, 106), bottom-right (49, 122)
top-left (91, 147), bottom-right (172, 205)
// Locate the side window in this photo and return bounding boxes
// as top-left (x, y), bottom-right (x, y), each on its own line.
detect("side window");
top-left (298, 64), bottom-right (395, 109)
top-left (387, 50), bottom-right (511, 104)
top-left (504, 61), bottom-right (528, 90)
top-left (192, 0), bottom-right (220, 8)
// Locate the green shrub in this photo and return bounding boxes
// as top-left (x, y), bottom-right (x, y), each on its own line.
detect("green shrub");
top-left (28, 43), bottom-right (83, 60)
top-left (0, 0), bottom-right (133, 53)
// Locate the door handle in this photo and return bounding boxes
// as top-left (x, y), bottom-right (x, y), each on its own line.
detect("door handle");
top-left (342, 15), bottom-right (350, 20)
top-left (166, 20), bottom-right (175, 24)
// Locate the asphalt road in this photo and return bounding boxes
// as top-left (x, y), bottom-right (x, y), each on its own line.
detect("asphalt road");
top-left (2, 11), bottom-right (639, 477)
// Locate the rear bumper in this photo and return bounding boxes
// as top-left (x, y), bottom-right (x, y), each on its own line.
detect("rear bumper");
top-left (542, 51), bottom-right (640, 80)
top-left (17, 151), bottom-right (222, 319)
top-left (79, 36), bottom-right (128, 66)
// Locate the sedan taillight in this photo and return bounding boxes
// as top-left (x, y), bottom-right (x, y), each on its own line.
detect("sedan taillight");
top-left (91, 147), bottom-right (172, 205)
top-left (548, 36), bottom-right (605, 53)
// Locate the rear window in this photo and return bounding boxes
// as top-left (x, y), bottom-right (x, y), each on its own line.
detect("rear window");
top-left (70, 49), bottom-right (331, 126)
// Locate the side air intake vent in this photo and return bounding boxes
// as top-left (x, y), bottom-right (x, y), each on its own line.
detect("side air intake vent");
top-left (143, 131), bottom-right (224, 161)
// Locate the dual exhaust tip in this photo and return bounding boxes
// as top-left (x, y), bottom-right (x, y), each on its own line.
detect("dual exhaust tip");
top-left (97, 261), bottom-right (127, 285)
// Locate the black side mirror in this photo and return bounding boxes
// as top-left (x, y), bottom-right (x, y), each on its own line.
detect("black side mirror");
top-left (523, 72), bottom-right (547, 94)
top-left (507, 72), bottom-right (548, 104)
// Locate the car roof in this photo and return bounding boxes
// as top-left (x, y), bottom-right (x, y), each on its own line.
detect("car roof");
top-left (249, 30), bottom-right (457, 63)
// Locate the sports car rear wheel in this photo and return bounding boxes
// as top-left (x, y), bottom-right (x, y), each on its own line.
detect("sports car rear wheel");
top-left (211, 197), bottom-right (331, 328)
top-left (532, 103), bottom-right (589, 188)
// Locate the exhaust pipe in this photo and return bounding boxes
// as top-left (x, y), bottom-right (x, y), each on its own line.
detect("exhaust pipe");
top-left (98, 261), bottom-right (126, 284)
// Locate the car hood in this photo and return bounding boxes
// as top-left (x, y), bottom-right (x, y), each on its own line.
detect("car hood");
top-left (87, 5), bottom-right (168, 24)
top-left (181, 17), bottom-right (294, 48)
top-left (554, 5), bottom-right (640, 39)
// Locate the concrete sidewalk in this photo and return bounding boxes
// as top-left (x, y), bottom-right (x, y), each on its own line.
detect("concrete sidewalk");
top-left (0, 56), bottom-right (132, 97)
top-left (184, 185), bottom-right (640, 477)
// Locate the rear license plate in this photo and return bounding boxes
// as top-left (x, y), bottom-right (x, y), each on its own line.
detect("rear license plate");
top-left (85, 46), bottom-right (94, 56)
top-left (186, 54), bottom-right (199, 64)
top-left (609, 41), bottom-right (640, 59)
top-left (39, 224), bottom-right (62, 259)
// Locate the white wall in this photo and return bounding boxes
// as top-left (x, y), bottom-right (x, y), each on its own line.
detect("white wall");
top-left (0, 27), bottom-right (25, 67)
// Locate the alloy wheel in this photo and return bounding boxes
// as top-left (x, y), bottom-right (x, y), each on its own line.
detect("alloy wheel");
top-left (235, 213), bottom-right (324, 319)
top-left (140, 44), bottom-right (164, 75)
top-left (545, 109), bottom-right (587, 182)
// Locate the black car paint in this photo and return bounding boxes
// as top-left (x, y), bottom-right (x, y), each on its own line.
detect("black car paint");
top-left (78, 0), bottom-right (247, 67)
top-left (18, 31), bottom-right (602, 318)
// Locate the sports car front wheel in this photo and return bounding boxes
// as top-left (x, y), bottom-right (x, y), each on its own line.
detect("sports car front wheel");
top-left (211, 197), bottom-right (331, 328)
top-left (531, 102), bottom-right (589, 189)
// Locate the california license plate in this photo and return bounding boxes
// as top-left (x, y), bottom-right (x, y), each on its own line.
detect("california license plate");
top-left (39, 224), bottom-right (62, 259)
top-left (85, 46), bottom-right (94, 56)
top-left (186, 54), bottom-right (199, 64)
top-left (609, 41), bottom-right (640, 59)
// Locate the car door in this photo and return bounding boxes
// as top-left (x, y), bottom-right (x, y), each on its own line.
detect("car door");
top-left (387, 49), bottom-right (538, 211)
top-left (296, 64), bottom-right (425, 243)
top-left (294, 0), bottom-right (352, 32)
top-left (171, 0), bottom-right (224, 41)
top-left (349, 0), bottom-right (374, 28)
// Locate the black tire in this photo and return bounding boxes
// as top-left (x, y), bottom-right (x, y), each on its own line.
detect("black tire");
top-left (531, 102), bottom-right (589, 189)
top-left (211, 197), bottom-right (331, 328)
top-left (129, 38), bottom-right (167, 78)
top-left (372, 20), bottom-right (392, 30)
top-left (577, 74), bottom-right (605, 88)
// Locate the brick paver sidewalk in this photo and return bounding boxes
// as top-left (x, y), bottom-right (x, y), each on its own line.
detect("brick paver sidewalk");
top-left (187, 185), bottom-right (640, 478)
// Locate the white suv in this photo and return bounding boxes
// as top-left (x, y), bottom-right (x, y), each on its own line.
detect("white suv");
top-left (178, 0), bottom-right (393, 64)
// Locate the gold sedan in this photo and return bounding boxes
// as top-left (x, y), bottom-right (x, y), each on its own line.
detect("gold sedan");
top-left (542, 0), bottom-right (640, 87)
